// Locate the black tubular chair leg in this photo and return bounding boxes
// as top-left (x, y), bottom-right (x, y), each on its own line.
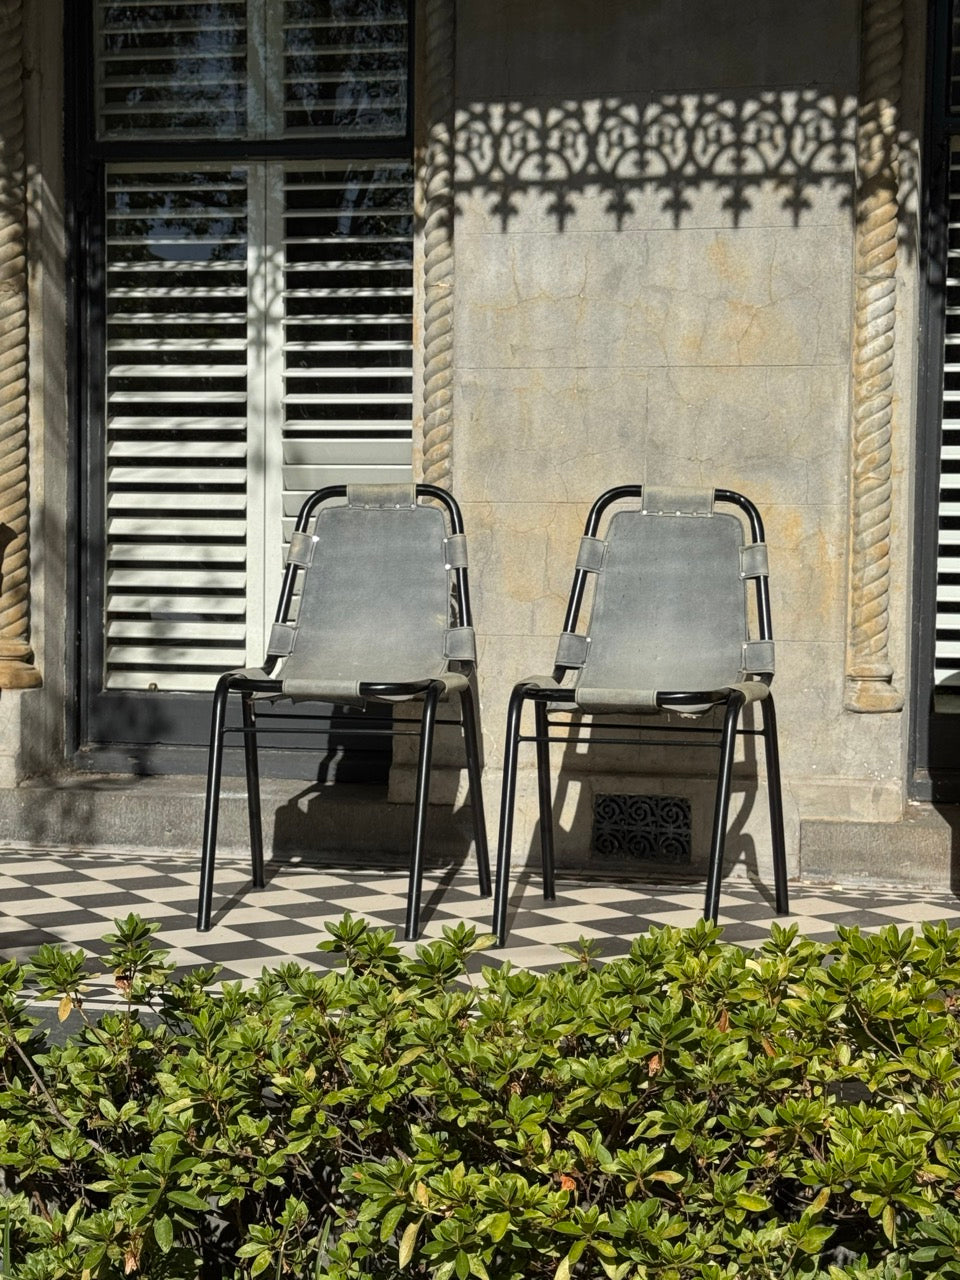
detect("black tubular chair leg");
top-left (493, 684), bottom-right (529, 946)
top-left (460, 682), bottom-right (491, 897)
top-left (405, 681), bottom-right (441, 941)
top-left (704, 690), bottom-right (746, 924)
top-left (241, 693), bottom-right (265, 890)
top-left (534, 699), bottom-right (556, 900)
top-left (198, 674), bottom-right (232, 932)
top-left (761, 695), bottom-right (789, 915)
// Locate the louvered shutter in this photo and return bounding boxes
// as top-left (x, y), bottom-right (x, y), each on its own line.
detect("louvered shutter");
top-left (280, 160), bottom-right (414, 542)
top-left (103, 165), bottom-right (253, 691)
top-left (94, 1), bottom-right (413, 698)
top-left (936, 141), bottom-right (960, 695)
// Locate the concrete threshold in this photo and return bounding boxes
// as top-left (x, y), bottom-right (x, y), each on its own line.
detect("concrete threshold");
top-left (800, 802), bottom-right (960, 894)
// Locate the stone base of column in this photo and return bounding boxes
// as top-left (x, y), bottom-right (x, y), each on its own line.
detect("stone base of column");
top-left (0, 639), bottom-right (41, 689)
top-left (844, 671), bottom-right (903, 712)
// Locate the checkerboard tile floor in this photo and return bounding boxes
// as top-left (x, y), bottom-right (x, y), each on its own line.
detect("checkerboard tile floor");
top-left (4, 846), bottom-right (960, 1003)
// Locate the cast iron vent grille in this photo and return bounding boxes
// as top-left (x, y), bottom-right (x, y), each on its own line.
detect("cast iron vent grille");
top-left (592, 794), bottom-right (692, 861)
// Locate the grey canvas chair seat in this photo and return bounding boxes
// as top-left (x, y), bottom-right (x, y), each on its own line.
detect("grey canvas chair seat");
top-left (492, 484), bottom-right (788, 946)
top-left (197, 483), bottom-right (490, 939)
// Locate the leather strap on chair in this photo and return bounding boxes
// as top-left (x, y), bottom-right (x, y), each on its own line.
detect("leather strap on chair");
top-left (575, 686), bottom-right (660, 712)
top-left (442, 533), bottom-right (469, 569)
top-left (267, 623), bottom-right (296, 657)
top-left (642, 487), bottom-right (715, 515)
top-left (742, 639), bottom-right (775, 674)
top-left (286, 531), bottom-right (319, 567)
top-left (444, 626), bottom-right (476, 662)
top-left (740, 542), bottom-right (769, 579)
top-left (347, 483), bottom-right (417, 508)
top-left (575, 535), bottom-right (606, 572)
top-left (555, 631), bottom-right (590, 668)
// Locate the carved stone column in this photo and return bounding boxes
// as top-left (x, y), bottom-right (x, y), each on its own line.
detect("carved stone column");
top-left (0, 0), bottom-right (40, 688)
top-left (419, 0), bottom-right (455, 490)
top-left (844, 0), bottom-right (903, 712)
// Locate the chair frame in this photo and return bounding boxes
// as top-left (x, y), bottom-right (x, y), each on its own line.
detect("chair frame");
top-left (197, 483), bottom-right (490, 940)
top-left (492, 484), bottom-right (788, 946)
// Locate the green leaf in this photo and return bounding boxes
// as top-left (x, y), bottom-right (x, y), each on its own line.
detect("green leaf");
top-left (250, 1250), bottom-right (273, 1277)
top-left (154, 1214), bottom-right (174, 1254)
top-left (380, 1204), bottom-right (405, 1242)
top-left (734, 1193), bottom-right (770, 1213)
top-left (399, 1216), bottom-right (423, 1269)
top-left (882, 1202), bottom-right (897, 1244)
top-left (798, 1227), bottom-right (835, 1255)
top-left (555, 1254), bottom-right (572, 1280)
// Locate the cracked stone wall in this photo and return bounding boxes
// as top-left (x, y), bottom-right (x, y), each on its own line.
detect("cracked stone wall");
top-left (451, 0), bottom-right (921, 881)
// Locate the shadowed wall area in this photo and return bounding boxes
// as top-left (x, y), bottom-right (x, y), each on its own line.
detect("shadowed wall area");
top-left (455, 91), bottom-right (858, 234)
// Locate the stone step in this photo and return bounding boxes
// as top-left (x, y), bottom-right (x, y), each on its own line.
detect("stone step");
top-left (799, 803), bottom-right (960, 892)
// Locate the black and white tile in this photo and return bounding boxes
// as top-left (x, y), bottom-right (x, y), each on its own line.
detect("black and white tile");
top-left (3, 847), bottom-right (960, 1002)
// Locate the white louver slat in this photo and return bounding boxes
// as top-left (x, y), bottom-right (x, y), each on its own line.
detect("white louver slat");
top-left (935, 142), bottom-right (960, 690)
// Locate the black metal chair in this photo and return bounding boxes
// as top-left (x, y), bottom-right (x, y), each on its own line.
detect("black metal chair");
top-left (492, 484), bottom-right (788, 946)
top-left (197, 483), bottom-right (490, 939)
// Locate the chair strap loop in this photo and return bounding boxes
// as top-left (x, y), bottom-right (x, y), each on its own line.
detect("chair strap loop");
top-left (444, 626), bottom-right (476, 662)
top-left (347, 483), bottom-right (417, 508)
top-left (575, 686), bottom-right (659, 712)
top-left (268, 623), bottom-right (296, 657)
top-left (442, 533), bottom-right (469, 569)
top-left (740, 542), bottom-right (769, 579)
top-left (642, 486), bottom-right (715, 515)
top-left (555, 631), bottom-right (590, 668)
top-left (742, 639), bottom-right (775, 674)
top-left (575, 535), bottom-right (606, 572)
top-left (286, 532), bottom-right (318, 568)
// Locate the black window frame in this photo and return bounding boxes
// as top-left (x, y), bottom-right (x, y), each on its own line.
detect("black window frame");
top-left (912, 0), bottom-right (960, 799)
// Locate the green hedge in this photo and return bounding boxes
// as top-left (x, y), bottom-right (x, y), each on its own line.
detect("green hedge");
top-left (3, 913), bottom-right (960, 1279)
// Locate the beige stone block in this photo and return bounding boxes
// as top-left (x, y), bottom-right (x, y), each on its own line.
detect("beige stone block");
top-left (456, 231), bottom-right (660, 370)
top-left (763, 502), bottom-right (847, 644)
top-left (473, 629), bottom-right (561, 770)
top-left (455, 368), bottom-right (650, 504)
top-left (790, 776), bottom-right (904, 823)
top-left (638, 226), bottom-right (851, 367)
top-left (454, 174), bottom-right (855, 238)
top-left (456, 226), bottom-right (851, 371)
top-left (772, 640), bottom-right (904, 782)
top-left (460, 499), bottom-right (587, 640)
top-left (644, 364), bottom-right (851, 507)
top-left (456, 0), bottom-right (857, 100)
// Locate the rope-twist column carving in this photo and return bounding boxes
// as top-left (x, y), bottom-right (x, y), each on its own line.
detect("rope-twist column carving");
top-left (0, 0), bottom-right (39, 689)
top-left (845, 0), bottom-right (903, 712)
top-left (420, 0), bottom-right (455, 490)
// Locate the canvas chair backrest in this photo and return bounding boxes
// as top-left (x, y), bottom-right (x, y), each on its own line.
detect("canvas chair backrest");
top-left (562, 490), bottom-right (772, 708)
top-left (273, 488), bottom-right (467, 700)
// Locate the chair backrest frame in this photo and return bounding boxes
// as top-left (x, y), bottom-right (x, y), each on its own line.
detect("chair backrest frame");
top-left (552, 484), bottom-right (773, 689)
top-left (261, 484), bottom-right (472, 677)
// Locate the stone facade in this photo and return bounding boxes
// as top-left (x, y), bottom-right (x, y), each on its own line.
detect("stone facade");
top-left (0, 0), bottom-right (941, 893)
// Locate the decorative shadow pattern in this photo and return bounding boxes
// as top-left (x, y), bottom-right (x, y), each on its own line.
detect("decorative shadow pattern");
top-left (454, 92), bottom-right (858, 231)
top-left (592, 793), bottom-right (692, 862)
